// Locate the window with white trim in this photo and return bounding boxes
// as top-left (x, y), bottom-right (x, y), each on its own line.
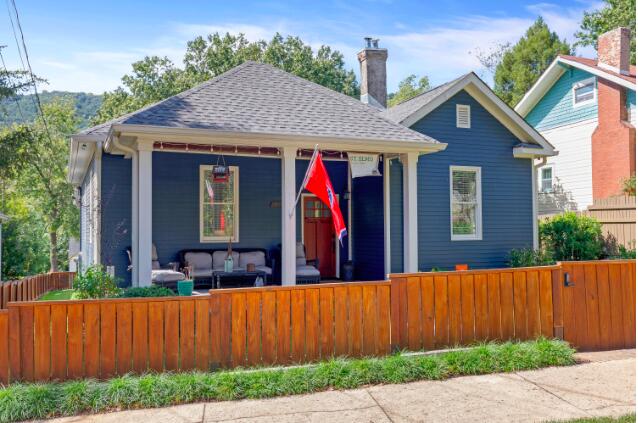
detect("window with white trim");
top-left (200, 165), bottom-right (239, 242)
top-left (456, 104), bottom-right (471, 128)
top-left (450, 166), bottom-right (482, 240)
top-left (573, 77), bottom-right (596, 106)
top-left (540, 167), bottom-right (553, 193)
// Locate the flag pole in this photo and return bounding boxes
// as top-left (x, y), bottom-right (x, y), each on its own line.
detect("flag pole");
top-left (289, 144), bottom-right (319, 217)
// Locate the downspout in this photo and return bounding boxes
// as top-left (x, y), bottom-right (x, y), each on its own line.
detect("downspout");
top-left (112, 135), bottom-right (139, 285)
top-left (532, 156), bottom-right (547, 250)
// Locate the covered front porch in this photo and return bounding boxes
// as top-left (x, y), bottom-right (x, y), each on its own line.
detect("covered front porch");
top-left (102, 130), bottom-right (430, 288)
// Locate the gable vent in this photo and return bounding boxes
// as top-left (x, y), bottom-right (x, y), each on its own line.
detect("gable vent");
top-left (456, 104), bottom-right (471, 128)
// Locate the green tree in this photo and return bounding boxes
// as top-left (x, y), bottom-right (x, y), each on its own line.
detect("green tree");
top-left (387, 74), bottom-right (430, 107)
top-left (494, 17), bottom-right (572, 106)
top-left (575, 0), bottom-right (636, 65)
top-left (93, 32), bottom-right (359, 124)
top-left (0, 46), bottom-right (32, 101)
top-left (0, 100), bottom-right (79, 272)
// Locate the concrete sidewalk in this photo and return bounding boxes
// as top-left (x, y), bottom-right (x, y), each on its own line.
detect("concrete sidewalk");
top-left (50, 349), bottom-right (635, 423)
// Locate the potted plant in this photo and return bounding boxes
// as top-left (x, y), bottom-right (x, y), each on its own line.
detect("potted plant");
top-left (177, 266), bottom-right (194, 296)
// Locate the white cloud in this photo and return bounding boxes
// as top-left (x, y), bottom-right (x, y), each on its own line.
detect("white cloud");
top-left (30, 1), bottom-right (601, 93)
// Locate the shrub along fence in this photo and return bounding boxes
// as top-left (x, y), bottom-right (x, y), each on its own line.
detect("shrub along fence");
top-left (0, 272), bottom-right (74, 310)
top-left (0, 261), bottom-right (633, 384)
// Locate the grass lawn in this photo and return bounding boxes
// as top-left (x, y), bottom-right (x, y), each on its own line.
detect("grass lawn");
top-left (37, 289), bottom-right (80, 301)
top-left (549, 415), bottom-right (636, 423)
top-left (0, 339), bottom-right (575, 423)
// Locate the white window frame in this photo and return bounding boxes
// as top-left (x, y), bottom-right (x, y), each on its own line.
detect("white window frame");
top-left (539, 165), bottom-right (554, 193)
top-left (199, 165), bottom-right (240, 243)
top-left (572, 77), bottom-right (596, 107)
top-left (456, 104), bottom-right (471, 128)
top-left (449, 165), bottom-right (482, 241)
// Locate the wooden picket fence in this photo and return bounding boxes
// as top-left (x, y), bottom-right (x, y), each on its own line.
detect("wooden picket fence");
top-left (389, 266), bottom-right (558, 351)
top-left (0, 280), bottom-right (390, 383)
top-left (0, 272), bottom-right (74, 310)
top-left (0, 261), bottom-right (633, 384)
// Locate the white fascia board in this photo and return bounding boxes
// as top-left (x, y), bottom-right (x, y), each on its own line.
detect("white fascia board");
top-left (109, 123), bottom-right (448, 155)
top-left (399, 73), bottom-right (556, 155)
top-left (67, 136), bottom-right (97, 185)
top-left (560, 57), bottom-right (636, 91)
top-left (513, 146), bottom-right (558, 158)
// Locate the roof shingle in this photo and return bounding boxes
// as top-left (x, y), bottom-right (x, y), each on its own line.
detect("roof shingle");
top-left (80, 61), bottom-right (439, 144)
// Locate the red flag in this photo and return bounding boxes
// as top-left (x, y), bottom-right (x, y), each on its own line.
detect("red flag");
top-left (304, 153), bottom-right (347, 243)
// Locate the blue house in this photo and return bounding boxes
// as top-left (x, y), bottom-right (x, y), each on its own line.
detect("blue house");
top-left (68, 40), bottom-right (555, 287)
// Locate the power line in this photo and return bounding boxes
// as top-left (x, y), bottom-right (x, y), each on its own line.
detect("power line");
top-left (6, 0), bottom-right (53, 139)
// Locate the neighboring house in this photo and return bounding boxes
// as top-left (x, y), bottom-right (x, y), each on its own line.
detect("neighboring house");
top-left (68, 39), bottom-right (555, 287)
top-left (516, 27), bottom-right (636, 215)
top-left (0, 212), bottom-right (7, 282)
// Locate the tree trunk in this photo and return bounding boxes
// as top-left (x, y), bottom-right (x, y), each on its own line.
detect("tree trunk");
top-left (49, 230), bottom-right (58, 272)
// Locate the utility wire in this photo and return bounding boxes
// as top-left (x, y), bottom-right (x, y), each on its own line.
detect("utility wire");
top-left (6, 0), bottom-right (53, 139)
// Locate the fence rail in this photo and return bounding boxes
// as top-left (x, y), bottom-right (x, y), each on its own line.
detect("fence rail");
top-left (0, 272), bottom-right (74, 310)
top-left (0, 261), bottom-right (633, 384)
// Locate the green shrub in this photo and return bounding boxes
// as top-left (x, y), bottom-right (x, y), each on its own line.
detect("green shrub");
top-left (508, 248), bottom-right (554, 267)
top-left (115, 286), bottom-right (175, 298)
top-left (622, 174), bottom-right (635, 196)
top-left (617, 245), bottom-right (636, 259)
top-left (74, 265), bottom-right (120, 299)
top-left (540, 212), bottom-right (604, 261)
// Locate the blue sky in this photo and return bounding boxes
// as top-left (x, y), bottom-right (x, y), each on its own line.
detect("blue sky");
top-left (1, 0), bottom-right (599, 94)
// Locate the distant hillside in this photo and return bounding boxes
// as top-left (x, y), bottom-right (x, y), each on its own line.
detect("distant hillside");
top-left (0, 91), bottom-right (103, 129)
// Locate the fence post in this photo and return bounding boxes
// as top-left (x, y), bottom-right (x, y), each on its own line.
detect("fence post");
top-left (551, 264), bottom-right (564, 340)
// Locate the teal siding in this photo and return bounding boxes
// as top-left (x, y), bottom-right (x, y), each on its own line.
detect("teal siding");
top-left (526, 68), bottom-right (598, 131)
top-left (627, 89), bottom-right (635, 115)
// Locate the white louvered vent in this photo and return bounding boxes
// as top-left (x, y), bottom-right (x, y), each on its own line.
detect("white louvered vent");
top-left (456, 104), bottom-right (471, 128)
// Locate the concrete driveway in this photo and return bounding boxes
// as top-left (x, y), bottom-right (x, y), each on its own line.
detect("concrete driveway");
top-left (50, 349), bottom-right (635, 423)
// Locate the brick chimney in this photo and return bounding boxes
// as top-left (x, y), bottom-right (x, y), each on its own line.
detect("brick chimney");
top-left (358, 37), bottom-right (388, 109)
top-left (597, 27), bottom-right (631, 76)
top-left (591, 27), bottom-right (636, 200)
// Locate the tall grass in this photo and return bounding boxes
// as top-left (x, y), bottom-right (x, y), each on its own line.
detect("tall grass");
top-left (0, 339), bottom-right (574, 423)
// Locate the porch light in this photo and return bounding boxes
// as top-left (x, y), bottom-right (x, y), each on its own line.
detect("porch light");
top-left (212, 164), bottom-right (230, 183)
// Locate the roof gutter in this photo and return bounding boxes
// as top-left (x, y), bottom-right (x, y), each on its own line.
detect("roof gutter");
top-left (110, 123), bottom-right (448, 154)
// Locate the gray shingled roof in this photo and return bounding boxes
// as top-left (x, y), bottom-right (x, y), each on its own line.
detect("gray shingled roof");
top-left (381, 74), bottom-right (468, 124)
top-left (79, 61), bottom-right (439, 144)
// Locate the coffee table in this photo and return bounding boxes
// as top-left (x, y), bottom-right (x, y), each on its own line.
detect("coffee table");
top-left (212, 270), bottom-right (268, 289)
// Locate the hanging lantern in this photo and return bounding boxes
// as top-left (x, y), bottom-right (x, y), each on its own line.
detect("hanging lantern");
top-left (212, 164), bottom-right (230, 183)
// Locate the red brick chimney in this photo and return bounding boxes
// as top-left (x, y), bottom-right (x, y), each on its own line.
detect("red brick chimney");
top-left (591, 27), bottom-right (636, 200)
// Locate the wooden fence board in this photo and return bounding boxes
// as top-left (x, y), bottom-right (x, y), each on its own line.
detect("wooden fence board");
top-left (460, 274), bottom-right (475, 344)
top-left (116, 302), bottom-right (132, 374)
top-left (448, 275), bottom-right (461, 346)
top-left (539, 270), bottom-right (554, 338)
top-left (33, 305), bottom-right (51, 381)
top-left (0, 311), bottom-right (8, 384)
top-left (84, 303), bottom-right (100, 378)
top-left (261, 291), bottom-right (277, 364)
top-left (19, 306), bottom-right (34, 381)
top-left (195, 299), bottom-right (211, 371)
top-left (246, 292), bottom-right (261, 365)
top-left (164, 301), bottom-right (180, 370)
top-left (148, 302), bottom-right (165, 372)
top-left (406, 277), bottom-right (422, 351)
top-left (348, 286), bottom-right (363, 357)
top-left (333, 286), bottom-right (348, 356)
top-left (526, 271), bottom-right (541, 339)
top-left (305, 289), bottom-right (320, 361)
top-left (290, 290), bottom-right (305, 362)
top-left (474, 274), bottom-right (488, 341)
top-left (275, 290), bottom-right (291, 364)
top-left (99, 303), bottom-right (116, 378)
top-left (231, 293), bottom-right (247, 366)
top-left (420, 276), bottom-right (435, 350)
top-left (487, 273), bottom-right (501, 340)
top-left (433, 276), bottom-right (449, 348)
top-left (319, 287), bottom-right (334, 359)
top-left (362, 285), bottom-right (377, 356)
top-left (583, 264), bottom-right (601, 350)
top-left (180, 301), bottom-right (196, 370)
top-left (376, 285), bottom-right (391, 356)
top-left (132, 302), bottom-right (149, 373)
top-left (595, 265), bottom-right (612, 349)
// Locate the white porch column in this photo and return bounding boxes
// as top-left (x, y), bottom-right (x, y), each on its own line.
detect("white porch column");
top-left (281, 146), bottom-right (297, 285)
top-left (402, 152), bottom-right (419, 273)
top-left (137, 140), bottom-right (153, 287)
top-left (131, 153), bottom-right (139, 285)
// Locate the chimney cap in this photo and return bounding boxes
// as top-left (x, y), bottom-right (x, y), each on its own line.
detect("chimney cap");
top-left (364, 37), bottom-right (380, 49)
